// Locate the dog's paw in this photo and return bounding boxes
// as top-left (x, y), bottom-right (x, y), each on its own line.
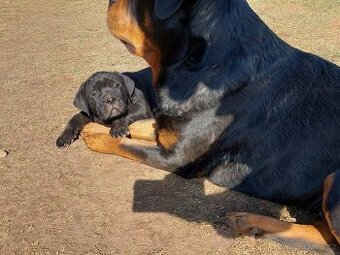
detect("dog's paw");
top-left (226, 212), bottom-right (264, 237)
top-left (109, 123), bottom-right (130, 138)
top-left (56, 133), bottom-right (77, 148)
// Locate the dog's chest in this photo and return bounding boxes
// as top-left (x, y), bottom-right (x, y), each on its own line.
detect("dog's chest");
top-left (157, 107), bottom-right (234, 161)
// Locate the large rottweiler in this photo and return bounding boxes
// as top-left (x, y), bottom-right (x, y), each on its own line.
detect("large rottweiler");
top-left (81, 0), bottom-right (340, 248)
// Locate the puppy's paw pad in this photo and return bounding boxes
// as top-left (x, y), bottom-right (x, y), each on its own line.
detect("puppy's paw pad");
top-left (56, 135), bottom-right (74, 148)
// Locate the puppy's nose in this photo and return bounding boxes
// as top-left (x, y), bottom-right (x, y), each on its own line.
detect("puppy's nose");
top-left (104, 96), bottom-right (115, 104)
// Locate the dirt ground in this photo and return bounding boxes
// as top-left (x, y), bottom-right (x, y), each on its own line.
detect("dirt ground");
top-left (0, 0), bottom-right (339, 254)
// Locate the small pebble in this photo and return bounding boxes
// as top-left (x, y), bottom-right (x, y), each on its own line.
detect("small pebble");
top-left (0, 149), bottom-right (8, 159)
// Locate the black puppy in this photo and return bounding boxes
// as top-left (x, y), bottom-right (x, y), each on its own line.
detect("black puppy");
top-left (57, 69), bottom-right (155, 148)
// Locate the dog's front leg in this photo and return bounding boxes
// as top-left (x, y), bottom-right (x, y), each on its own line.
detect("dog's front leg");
top-left (83, 119), bottom-right (156, 142)
top-left (81, 121), bottom-right (180, 171)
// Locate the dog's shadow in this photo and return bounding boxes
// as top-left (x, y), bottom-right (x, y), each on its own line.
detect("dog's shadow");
top-left (133, 174), bottom-right (319, 239)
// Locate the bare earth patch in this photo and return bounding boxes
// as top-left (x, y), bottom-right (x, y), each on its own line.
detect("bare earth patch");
top-left (0, 0), bottom-right (339, 254)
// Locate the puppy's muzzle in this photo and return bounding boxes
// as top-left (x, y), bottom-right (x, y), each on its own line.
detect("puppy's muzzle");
top-left (103, 95), bottom-right (116, 105)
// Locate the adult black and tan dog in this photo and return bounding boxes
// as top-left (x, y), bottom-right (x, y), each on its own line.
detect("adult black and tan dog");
top-left (81, 0), bottom-right (340, 248)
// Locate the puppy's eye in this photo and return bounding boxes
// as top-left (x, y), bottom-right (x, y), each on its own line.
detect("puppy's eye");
top-left (92, 91), bottom-right (97, 96)
top-left (113, 83), bottom-right (120, 88)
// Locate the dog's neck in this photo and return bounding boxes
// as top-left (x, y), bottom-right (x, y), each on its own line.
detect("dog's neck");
top-left (157, 0), bottom-right (295, 117)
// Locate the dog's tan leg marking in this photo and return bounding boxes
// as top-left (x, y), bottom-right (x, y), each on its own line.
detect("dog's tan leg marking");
top-left (82, 119), bottom-right (156, 142)
top-left (129, 119), bottom-right (156, 142)
top-left (227, 212), bottom-right (337, 245)
top-left (81, 133), bottom-right (156, 163)
top-left (157, 128), bottom-right (179, 150)
top-left (81, 120), bottom-right (157, 162)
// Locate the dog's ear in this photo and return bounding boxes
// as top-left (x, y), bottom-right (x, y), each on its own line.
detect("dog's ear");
top-left (121, 74), bottom-right (136, 99)
top-left (154, 0), bottom-right (184, 20)
top-left (73, 82), bottom-right (90, 116)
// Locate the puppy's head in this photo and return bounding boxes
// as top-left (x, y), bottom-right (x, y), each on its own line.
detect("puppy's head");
top-left (74, 72), bottom-right (135, 122)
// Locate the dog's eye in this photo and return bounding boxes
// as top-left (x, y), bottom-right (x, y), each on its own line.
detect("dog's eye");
top-left (92, 91), bottom-right (97, 96)
top-left (109, 0), bottom-right (117, 6)
top-left (113, 83), bottom-right (120, 88)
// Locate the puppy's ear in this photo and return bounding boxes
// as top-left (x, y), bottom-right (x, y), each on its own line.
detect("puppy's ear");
top-left (121, 74), bottom-right (136, 99)
top-left (73, 82), bottom-right (90, 116)
top-left (154, 0), bottom-right (184, 20)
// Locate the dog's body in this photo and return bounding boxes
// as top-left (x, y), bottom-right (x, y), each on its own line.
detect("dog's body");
top-left (57, 69), bottom-right (155, 147)
top-left (81, 0), bottom-right (340, 247)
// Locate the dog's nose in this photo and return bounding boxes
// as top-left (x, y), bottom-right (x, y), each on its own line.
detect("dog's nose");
top-left (104, 96), bottom-right (115, 104)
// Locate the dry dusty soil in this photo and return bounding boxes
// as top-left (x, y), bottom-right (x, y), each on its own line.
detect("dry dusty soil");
top-left (0, 0), bottom-right (339, 254)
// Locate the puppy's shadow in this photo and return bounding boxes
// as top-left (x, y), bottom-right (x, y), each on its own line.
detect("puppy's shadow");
top-left (133, 174), bottom-right (318, 238)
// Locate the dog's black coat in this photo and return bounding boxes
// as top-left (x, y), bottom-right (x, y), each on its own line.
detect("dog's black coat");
top-left (117, 0), bottom-right (340, 215)
top-left (57, 68), bottom-right (155, 147)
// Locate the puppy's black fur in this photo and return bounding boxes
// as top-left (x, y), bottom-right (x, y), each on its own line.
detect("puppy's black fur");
top-left (57, 68), bottom-right (155, 147)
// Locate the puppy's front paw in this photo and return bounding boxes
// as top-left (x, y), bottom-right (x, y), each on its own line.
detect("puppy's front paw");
top-left (56, 132), bottom-right (77, 148)
top-left (109, 123), bottom-right (130, 138)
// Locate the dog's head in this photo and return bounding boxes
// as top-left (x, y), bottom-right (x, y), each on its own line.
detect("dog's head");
top-left (107, 0), bottom-right (198, 83)
top-left (74, 72), bottom-right (135, 122)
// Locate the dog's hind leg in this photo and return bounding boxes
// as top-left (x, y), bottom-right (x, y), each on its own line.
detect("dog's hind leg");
top-left (226, 172), bottom-right (340, 248)
top-left (323, 171), bottom-right (340, 243)
top-left (226, 212), bottom-right (337, 247)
